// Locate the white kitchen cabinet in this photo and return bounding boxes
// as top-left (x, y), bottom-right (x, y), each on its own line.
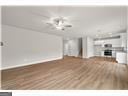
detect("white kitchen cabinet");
top-left (104, 39), bottom-right (121, 47)
top-left (116, 52), bottom-right (127, 64)
top-left (101, 51), bottom-right (104, 57)
top-left (94, 38), bottom-right (121, 47)
top-left (112, 51), bottom-right (116, 57)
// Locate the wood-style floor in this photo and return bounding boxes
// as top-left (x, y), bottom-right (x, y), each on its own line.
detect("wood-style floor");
top-left (1, 56), bottom-right (128, 90)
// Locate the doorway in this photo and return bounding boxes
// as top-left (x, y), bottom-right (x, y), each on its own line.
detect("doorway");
top-left (63, 38), bottom-right (82, 58)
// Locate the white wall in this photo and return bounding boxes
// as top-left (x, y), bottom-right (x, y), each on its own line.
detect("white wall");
top-left (0, 6), bottom-right (1, 89)
top-left (87, 37), bottom-right (94, 58)
top-left (82, 37), bottom-right (87, 58)
top-left (127, 31), bottom-right (128, 64)
top-left (120, 33), bottom-right (127, 48)
top-left (127, 8), bottom-right (128, 65)
top-left (2, 25), bottom-right (63, 70)
top-left (63, 40), bottom-right (69, 56)
top-left (63, 38), bottom-right (81, 57)
top-left (82, 37), bottom-right (94, 58)
top-left (0, 7), bottom-right (1, 69)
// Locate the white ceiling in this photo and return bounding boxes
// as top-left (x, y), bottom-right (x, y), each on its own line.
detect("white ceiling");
top-left (2, 6), bottom-right (127, 38)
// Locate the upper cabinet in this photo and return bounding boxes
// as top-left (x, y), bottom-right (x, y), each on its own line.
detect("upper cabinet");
top-left (94, 38), bottom-right (121, 47)
top-left (94, 33), bottom-right (127, 48)
top-left (103, 38), bottom-right (121, 47)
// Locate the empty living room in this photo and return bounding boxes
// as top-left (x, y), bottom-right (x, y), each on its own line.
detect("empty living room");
top-left (1, 6), bottom-right (128, 90)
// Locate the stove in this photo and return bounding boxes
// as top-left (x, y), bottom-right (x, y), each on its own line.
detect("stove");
top-left (104, 44), bottom-right (112, 56)
top-left (104, 50), bottom-right (112, 56)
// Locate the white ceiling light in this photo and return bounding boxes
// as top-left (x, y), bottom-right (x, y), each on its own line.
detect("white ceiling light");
top-left (53, 18), bottom-right (64, 30)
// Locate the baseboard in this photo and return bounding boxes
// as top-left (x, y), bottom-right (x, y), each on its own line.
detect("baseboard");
top-left (2, 56), bottom-right (63, 70)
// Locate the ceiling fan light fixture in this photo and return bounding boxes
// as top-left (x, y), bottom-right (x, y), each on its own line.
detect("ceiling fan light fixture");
top-left (56, 26), bottom-right (63, 30)
top-left (47, 17), bottom-right (72, 30)
top-left (58, 20), bottom-right (63, 26)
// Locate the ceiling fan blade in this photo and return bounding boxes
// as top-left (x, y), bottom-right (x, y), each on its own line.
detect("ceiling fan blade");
top-left (64, 25), bottom-right (72, 27)
top-left (46, 23), bottom-right (57, 30)
top-left (46, 22), bottom-right (53, 26)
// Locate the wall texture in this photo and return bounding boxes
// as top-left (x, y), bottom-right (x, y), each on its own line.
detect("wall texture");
top-left (2, 25), bottom-right (63, 69)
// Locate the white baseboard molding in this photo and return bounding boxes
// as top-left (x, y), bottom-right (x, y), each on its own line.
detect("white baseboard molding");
top-left (2, 56), bottom-right (63, 70)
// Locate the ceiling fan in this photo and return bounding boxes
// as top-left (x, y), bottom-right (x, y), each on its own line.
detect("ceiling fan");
top-left (29, 11), bottom-right (72, 31)
top-left (46, 17), bottom-right (72, 30)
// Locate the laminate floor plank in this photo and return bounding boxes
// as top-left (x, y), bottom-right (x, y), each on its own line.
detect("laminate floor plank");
top-left (1, 56), bottom-right (128, 90)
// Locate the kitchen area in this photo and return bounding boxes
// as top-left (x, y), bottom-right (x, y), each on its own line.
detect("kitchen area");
top-left (94, 32), bottom-right (127, 64)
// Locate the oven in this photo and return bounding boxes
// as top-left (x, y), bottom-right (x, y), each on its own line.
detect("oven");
top-left (104, 50), bottom-right (112, 56)
top-left (104, 44), bottom-right (112, 56)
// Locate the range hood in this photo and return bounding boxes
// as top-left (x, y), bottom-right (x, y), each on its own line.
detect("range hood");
top-left (104, 44), bottom-right (112, 48)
